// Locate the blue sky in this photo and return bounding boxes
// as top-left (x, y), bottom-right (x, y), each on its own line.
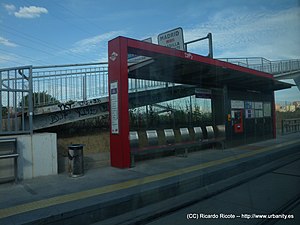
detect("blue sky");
top-left (0, 0), bottom-right (299, 102)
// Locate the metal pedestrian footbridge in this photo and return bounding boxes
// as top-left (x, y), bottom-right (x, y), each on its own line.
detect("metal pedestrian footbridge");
top-left (219, 57), bottom-right (300, 80)
top-left (1, 57), bottom-right (299, 133)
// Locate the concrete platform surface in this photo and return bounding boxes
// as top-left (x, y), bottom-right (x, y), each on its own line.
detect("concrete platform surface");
top-left (145, 160), bottom-right (300, 225)
top-left (0, 133), bottom-right (300, 225)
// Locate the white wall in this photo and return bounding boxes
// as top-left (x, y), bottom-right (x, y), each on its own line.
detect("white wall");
top-left (6, 133), bottom-right (58, 180)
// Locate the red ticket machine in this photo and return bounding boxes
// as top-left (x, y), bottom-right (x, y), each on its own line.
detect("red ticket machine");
top-left (232, 109), bottom-right (244, 133)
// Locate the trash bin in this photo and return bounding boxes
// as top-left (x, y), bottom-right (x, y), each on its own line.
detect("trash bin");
top-left (68, 144), bottom-right (84, 177)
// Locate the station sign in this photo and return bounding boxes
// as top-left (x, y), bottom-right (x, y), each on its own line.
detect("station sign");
top-left (158, 27), bottom-right (185, 51)
top-left (231, 100), bottom-right (244, 109)
top-left (195, 88), bottom-right (212, 98)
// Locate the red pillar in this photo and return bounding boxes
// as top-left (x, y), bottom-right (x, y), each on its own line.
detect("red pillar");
top-left (272, 91), bottom-right (277, 139)
top-left (108, 37), bottom-right (130, 168)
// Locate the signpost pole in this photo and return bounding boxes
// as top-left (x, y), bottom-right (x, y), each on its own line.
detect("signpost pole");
top-left (208, 33), bottom-right (213, 58)
top-left (184, 33), bottom-right (213, 58)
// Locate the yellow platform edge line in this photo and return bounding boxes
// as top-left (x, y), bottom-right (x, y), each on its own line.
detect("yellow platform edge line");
top-left (0, 139), bottom-right (299, 219)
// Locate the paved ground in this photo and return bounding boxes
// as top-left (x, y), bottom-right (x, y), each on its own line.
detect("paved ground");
top-left (145, 159), bottom-right (300, 225)
top-left (0, 133), bottom-right (299, 224)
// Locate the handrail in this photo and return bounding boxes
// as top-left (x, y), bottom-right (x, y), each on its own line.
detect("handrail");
top-left (30, 62), bottom-right (169, 107)
top-left (0, 138), bottom-right (18, 183)
top-left (2, 58), bottom-right (299, 109)
top-left (281, 118), bottom-right (300, 135)
top-left (218, 57), bottom-right (300, 75)
top-left (0, 153), bottom-right (19, 159)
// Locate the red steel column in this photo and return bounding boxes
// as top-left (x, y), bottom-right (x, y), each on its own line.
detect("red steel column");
top-left (272, 91), bottom-right (277, 139)
top-left (108, 37), bottom-right (130, 168)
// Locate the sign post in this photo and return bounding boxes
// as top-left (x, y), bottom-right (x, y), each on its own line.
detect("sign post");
top-left (108, 37), bottom-right (130, 168)
top-left (158, 27), bottom-right (185, 51)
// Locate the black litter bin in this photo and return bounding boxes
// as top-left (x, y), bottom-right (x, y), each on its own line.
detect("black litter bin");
top-left (68, 144), bottom-right (84, 177)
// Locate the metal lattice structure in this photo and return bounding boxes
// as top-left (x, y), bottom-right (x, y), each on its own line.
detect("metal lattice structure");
top-left (29, 58), bottom-right (300, 108)
top-left (218, 57), bottom-right (300, 75)
top-left (31, 62), bottom-right (167, 107)
top-left (0, 57), bottom-right (299, 134)
top-left (0, 66), bottom-right (33, 134)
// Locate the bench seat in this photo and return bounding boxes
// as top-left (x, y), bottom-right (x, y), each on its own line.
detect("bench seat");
top-left (130, 125), bottom-right (226, 167)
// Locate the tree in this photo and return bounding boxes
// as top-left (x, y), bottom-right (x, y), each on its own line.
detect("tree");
top-left (1, 106), bottom-right (8, 118)
top-left (19, 92), bottom-right (60, 107)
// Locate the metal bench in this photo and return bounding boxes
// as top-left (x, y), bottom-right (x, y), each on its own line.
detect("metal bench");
top-left (146, 130), bottom-right (159, 146)
top-left (216, 125), bottom-right (226, 138)
top-left (130, 129), bottom-right (178, 167)
top-left (130, 126), bottom-right (226, 166)
top-left (130, 128), bottom-right (199, 165)
top-left (0, 138), bottom-right (18, 183)
top-left (129, 131), bottom-right (139, 149)
top-left (180, 128), bottom-right (190, 142)
top-left (202, 125), bottom-right (226, 149)
top-left (193, 127), bottom-right (203, 141)
top-left (164, 129), bottom-right (175, 145)
top-left (178, 128), bottom-right (192, 157)
top-left (130, 130), bottom-right (160, 167)
top-left (215, 125), bottom-right (226, 149)
top-left (206, 126), bottom-right (215, 139)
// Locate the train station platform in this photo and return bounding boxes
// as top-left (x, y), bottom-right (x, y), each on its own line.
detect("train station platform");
top-left (0, 133), bottom-right (299, 225)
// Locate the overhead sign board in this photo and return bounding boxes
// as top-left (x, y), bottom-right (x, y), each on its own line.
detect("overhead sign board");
top-left (231, 100), bottom-right (244, 109)
top-left (158, 27), bottom-right (185, 51)
top-left (195, 88), bottom-right (212, 98)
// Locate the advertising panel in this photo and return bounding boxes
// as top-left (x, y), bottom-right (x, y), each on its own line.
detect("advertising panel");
top-left (110, 81), bottom-right (119, 134)
top-left (264, 102), bottom-right (271, 117)
top-left (231, 100), bottom-right (244, 109)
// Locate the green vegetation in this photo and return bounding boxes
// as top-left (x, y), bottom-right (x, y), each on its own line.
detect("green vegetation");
top-left (1, 106), bottom-right (8, 118)
top-left (129, 104), bottom-right (212, 130)
top-left (19, 91), bottom-right (59, 107)
top-left (276, 108), bottom-right (300, 120)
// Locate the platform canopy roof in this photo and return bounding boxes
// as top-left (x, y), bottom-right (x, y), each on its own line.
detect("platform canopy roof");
top-left (121, 37), bottom-right (292, 92)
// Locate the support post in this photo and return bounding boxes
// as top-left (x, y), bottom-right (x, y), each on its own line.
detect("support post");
top-left (28, 66), bottom-right (33, 135)
top-left (223, 85), bottom-right (230, 141)
top-left (208, 33), bottom-right (213, 58)
top-left (108, 37), bottom-right (130, 168)
top-left (272, 91), bottom-right (277, 139)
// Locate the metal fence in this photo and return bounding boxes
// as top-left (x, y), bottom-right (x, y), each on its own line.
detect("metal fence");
top-left (32, 63), bottom-right (108, 106)
top-left (282, 118), bottom-right (300, 135)
top-left (0, 66), bottom-right (33, 134)
top-left (31, 62), bottom-right (167, 107)
top-left (218, 57), bottom-right (300, 75)
top-left (2, 59), bottom-right (299, 134)
top-left (11, 58), bottom-right (300, 109)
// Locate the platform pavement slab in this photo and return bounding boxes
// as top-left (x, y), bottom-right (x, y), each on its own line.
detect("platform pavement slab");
top-left (145, 160), bottom-right (300, 225)
top-left (0, 133), bottom-right (299, 224)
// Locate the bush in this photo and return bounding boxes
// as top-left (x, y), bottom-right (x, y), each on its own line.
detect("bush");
top-left (19, 92), bottom-right (60, 107)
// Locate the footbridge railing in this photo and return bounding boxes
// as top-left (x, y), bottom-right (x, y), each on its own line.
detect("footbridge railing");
top-left (282, 118), bottom-right (300, 135)
top-left (1, 62), bottom-right (180, 132)
top-left (218, 57), bottom-right (300, 76)
top-left (0, 66), bottom-right (33, 134)
top-left (32, 62), bottom-right (169, 108)
top-left (13, 58), bottom-right (300, 110)
top-left (2, 58), bottom-right (299, 133)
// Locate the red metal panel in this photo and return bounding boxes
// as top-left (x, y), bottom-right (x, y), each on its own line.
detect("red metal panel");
top-left (126, 37), bottom-right (273, 79)
top-left (108, 37), bottom-right (130, 168)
